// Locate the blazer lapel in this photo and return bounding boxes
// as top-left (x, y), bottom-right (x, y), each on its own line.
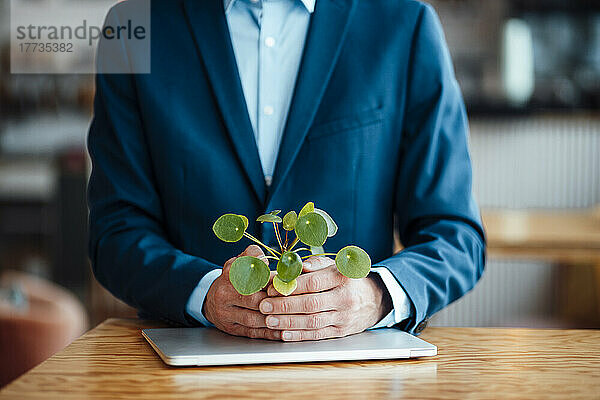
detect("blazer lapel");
top-left (183, 0), bottom-right (266, 204)
top-left (269, 0), bottom-right (357, 200)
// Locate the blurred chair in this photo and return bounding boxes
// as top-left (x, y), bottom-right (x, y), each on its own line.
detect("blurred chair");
top-left (0, 270), bottom-right (87, 387)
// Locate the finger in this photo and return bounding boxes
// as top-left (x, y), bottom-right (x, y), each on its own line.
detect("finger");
top-left (232, 290), bottom-right (268, 310)
top-left (260, 290), bottom-right (341, 315)
top-left (229, 324), bottom-right (282, 341)
top-left (263, 271), bottom-right (279, 295)
top-left (229, 308), bottom-right (268, 328)
top-left (266, 265), bottom-right (346, 297)
top-left (265, 311), bottom-right (339, 330)
top-left (281, 326), bottom-right (346, 342)
top-left (266, 283), bottom-right (279, 297)
top-left (242, 244), bottom-right (269, 266)
top-left (295, 265), bottom-right (348, 294)
top-left (302, 256), bottom-right (334, 272)
top-left (225, 246), bottom-right (268, 276)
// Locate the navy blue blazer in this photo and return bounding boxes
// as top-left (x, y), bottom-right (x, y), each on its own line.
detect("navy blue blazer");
top-left (88, 0), bottom-right (486, 334)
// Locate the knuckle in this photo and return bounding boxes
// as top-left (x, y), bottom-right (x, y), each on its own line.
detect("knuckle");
top-left (249, 328), bottom-right (268, 339)
top-left (276, 316), bottom-right (290, 328)
top-left (287, 317), bottom-right (299, 329)
top-left (266, 329), bottom-right (278, 340)
top-left (247, 329), bottom-right (258, 339)
top-left (305, 296), bottom-right (321, 312)
top-left (306, 275), bottom-right (322, 292)
top-left (307, 314), bottom-right (321, 329)
top-left (343, 290), bottom-right (357, 309)
top-left (313, 329), bottom-right (324, 340)
top-left (248, 291), bottom-right (266, 306)
top-left (337, 311), bottom-right (351, 326)
top-left (241, 313), bottom-right (255, 327)
top-left (278, 300), bottom-right (291, 314)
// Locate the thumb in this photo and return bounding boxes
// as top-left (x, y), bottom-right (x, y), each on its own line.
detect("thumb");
top-left (222, 256), bottom-right (236, 275)
top-left (241, 244), bottom-right (269, 266)
top-left (303, 256), bottom-right (334, 272)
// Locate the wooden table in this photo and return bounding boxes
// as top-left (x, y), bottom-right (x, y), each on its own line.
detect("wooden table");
top-left (1, 318), bottom-right (599, 399)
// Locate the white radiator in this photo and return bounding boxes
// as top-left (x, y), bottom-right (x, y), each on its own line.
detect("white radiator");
top-left (431, 115), bottom-right (600, 327)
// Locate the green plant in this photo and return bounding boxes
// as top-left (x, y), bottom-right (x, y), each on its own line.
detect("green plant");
top-left (212, 202), bottom-right (371, 296)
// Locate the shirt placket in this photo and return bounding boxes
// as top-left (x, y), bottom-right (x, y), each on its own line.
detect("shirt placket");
top-left (257, 0), bottom-right (279, 184)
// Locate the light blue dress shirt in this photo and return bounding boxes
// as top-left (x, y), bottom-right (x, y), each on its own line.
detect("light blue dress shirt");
top-left (186, 0), bottom-right (412, 330)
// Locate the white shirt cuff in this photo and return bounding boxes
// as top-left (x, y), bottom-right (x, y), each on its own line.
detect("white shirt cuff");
top-left (185, 269), bottom-right (222, 327)
top-left (367, 267), bottom-right (412, 329)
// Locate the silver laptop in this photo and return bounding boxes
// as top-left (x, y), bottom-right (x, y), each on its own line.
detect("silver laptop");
top-left (142, 327), bottom-right (437, 366)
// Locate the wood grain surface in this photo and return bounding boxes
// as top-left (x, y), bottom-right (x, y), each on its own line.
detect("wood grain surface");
top-left (1, 318), bottom-right (599, 399)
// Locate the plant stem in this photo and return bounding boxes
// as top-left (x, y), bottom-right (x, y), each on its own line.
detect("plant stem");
top-left (292, 247), bottom-right (312, 253)
top-left (288, 236), bottom-right (300, 251)
top-left (273, 222), bottom-right (284, 253)
top-left (243, 232), bottom-right (281, 257)
top-left (301, 253), bottom-right (337, 260)
top-left (264, 256), bottom-right (279, 261)
top-left (284, 230), bottom-right (289, 250)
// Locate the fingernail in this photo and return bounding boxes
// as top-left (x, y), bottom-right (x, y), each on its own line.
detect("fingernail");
top-left (282, 331), bottom-right (293, 341)
top-left (261, 301), bottom-right (273, 313)
top-left (266, 316), bottom-right (279, 327)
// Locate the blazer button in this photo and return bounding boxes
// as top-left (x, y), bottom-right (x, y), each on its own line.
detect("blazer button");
top-left (415, 319), bottom-right (428, 333)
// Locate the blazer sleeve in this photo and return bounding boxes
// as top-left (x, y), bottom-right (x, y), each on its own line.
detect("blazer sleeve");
top-left (87, 11), bottom-right (218, 326)
top-left (377, 4), bottom-right (486, 334)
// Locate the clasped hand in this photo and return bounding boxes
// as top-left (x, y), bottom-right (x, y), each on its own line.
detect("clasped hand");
top-left (204, 245), bottom-right (391, 341)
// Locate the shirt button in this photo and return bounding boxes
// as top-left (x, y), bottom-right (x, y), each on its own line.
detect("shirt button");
top-left (250, 0), bottom-right (259, 3)
top-left (265, 176), bottom-right (272, 187)
top-left (263, 105), bottom-right (274, 115)
top-left (265, 37), bottom-right (276, 47)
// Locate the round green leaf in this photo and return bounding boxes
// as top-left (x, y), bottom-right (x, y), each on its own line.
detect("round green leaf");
top-left (240, 215), bottom-right (249, 230)
top-left (273, 275), bottom-right (297, 296)
top-left (295, 212), bottom-right (327, 247)
top-left (213, 214), bottom-right (247, 242)
top-left (256, 214), bottom-right (283, 223)
top-left (335, 246), bottom-right (371, 279)
top-left (269, 210), bottom-right (282, 216)
top-left (276, 251), bottom-right (302, 283)
top-left (314, 208), bottom-right (338, 237)
top-left (229, 256), bottom-right (270, 295)
top-left (298, 201), bottom-right (314, 217)
top-left (282, 211), bottom-right (298, 231)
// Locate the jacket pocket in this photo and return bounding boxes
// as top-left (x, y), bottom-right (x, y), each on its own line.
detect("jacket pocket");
top-left (307, 106), bottom-right (385, 141)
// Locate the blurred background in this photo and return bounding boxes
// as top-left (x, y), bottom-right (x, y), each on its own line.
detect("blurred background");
top-left (0, 0), bottom-right (599, 387)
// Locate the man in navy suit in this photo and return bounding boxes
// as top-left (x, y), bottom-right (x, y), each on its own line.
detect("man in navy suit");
top-left (88, 0), bottom-right (485, 341)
